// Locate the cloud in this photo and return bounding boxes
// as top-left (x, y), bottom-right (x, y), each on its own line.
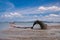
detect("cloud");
top-left (45, 14), bottom-right (59, 17)
top-left (0, 5), bottom-right (60, 22)
top-left (38, 6), bottom-right (47, 11)
top-left (10, 12), bottom-right (21, 16)
top-left (0, 0), bottom-right (60, 22)
top-left (38, 6), bottom-right (60, 11)
top-left (43, 14), bottom-right (60, 21)
top-left (15, 6), bottom-right (60, 15)
top-left (49, 14), bottom-right (59, 17)
top-left (1, 12), bottom-right (23, 18)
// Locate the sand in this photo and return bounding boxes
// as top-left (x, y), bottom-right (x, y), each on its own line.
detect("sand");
top-left (0, 25), bottom-right (60, 40)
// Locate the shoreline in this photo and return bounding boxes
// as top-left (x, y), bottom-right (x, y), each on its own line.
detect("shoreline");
top-left (0, 25), bottom-right (60, 40)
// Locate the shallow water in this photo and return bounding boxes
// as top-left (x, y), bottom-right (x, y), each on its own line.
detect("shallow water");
top-left (0, 22), bottom-right (60, 31)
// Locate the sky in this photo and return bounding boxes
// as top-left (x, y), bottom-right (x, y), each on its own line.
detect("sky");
top-left (0, 0), bottom-right (60, 22)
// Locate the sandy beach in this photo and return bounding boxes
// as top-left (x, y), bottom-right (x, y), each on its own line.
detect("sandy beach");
top-left (0, 0), bottom-right (60, 40)
top-left (0, 25), bottom-right (60, 40)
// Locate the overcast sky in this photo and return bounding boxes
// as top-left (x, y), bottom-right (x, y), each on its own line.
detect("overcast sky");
top-left (0, 0), bottom-right (60, 22)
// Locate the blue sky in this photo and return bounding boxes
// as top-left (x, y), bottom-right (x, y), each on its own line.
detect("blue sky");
top-left (0, 0), bottom-right (60, 22)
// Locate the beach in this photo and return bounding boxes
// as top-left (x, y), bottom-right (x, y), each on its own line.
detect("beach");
top-left (0, 0), bottom-right (60, 40)
top-left (0, 25), bottom-right (60, 40)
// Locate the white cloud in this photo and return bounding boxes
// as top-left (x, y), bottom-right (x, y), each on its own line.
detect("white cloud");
top-left (15, 6), bottom-right (60, 15)
top-left (0, 5), bottom-right (60, 22)
top-left (5, 14), bottom-right (12, 17)
top-left (45, 14), bottom-right (59, 17)
top-left (43, 14), bottom-right (60, 21)
top-left (16, 7), bottom-right (42, 14)
top-left (1, 12), bottom-right (23, 18)
top-left (49, 14), bottom-right (59, 17)
top-left (38, 6), bottom-right (47, 11)
top-left (10, 12), bottom-right (21, 16)
top-left (44, 14), bottom-right (59, 20)
top-left (38, 6), bottom-right (60, 11)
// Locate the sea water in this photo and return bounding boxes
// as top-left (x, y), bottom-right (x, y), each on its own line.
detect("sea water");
top-left (0, 22), bottom-right (33, 31)
top-left (0, 22), bottom-right (60, 31)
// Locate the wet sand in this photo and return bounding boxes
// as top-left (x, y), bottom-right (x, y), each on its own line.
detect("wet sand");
top-left (0, 25), bottom-right (60, 40)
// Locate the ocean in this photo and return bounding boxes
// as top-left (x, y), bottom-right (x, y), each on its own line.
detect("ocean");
top-left (0, 22), bottom-right (60, 31)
